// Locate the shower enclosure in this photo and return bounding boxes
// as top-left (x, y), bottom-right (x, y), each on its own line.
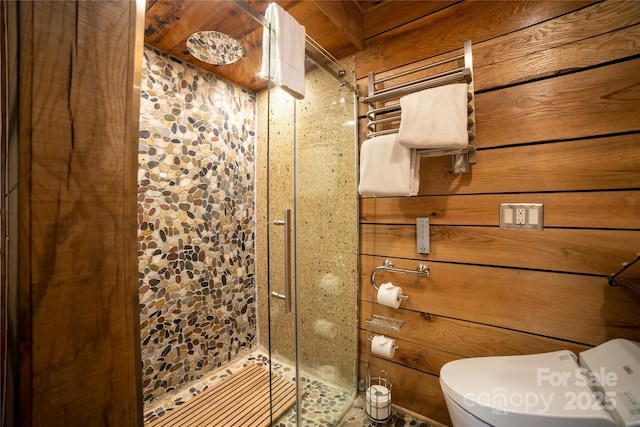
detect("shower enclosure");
top-left (257, 56), bottom-right (359, 424)
top-left (137, 3), bottom-right (359, 425)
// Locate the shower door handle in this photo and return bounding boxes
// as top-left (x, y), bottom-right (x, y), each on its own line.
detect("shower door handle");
top-left (272, 209), bottom-right (292, 313)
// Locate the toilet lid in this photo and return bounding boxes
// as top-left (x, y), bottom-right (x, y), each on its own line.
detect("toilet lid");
top-left (579, 339), bottom-right (640, 427)
top-left (440, 350), bottom-right (618, 427)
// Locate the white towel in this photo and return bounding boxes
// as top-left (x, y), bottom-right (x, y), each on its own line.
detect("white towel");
top-left (260, 3), bottom-right (306, 99)
top-left (397, 83), bottom-right (469, 149)
top-left (358, 134), bottom-right (420, 197)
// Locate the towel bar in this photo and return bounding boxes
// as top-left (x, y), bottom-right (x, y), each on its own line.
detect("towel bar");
top-left (370, 259), bottom-right (430, 297)
top-left (361, 67), bottom-right (471, 104)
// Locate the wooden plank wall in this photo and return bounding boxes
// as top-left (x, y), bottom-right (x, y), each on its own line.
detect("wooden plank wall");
top-left (17, 1), bottom-right (144, 425)
top-left (355, 1), bottom-right (640, 425)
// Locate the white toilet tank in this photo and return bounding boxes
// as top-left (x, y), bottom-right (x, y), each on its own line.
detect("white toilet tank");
top-left (440, 339), bottom-right (640, 427)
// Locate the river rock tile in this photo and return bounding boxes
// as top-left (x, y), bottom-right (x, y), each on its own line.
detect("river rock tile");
top-left (138, 47), bottom-right (257, 407)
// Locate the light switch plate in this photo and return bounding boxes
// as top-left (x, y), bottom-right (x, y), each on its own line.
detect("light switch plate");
top-left (500, 204), bottom-right (544, 230)
top-left (417, 217), bottom-right (430, 254)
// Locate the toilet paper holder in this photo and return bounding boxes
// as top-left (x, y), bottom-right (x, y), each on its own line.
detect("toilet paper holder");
top-left (370, 259), bottom-right (430, 299)
top-left (369, 335), bottom-right (399, 356)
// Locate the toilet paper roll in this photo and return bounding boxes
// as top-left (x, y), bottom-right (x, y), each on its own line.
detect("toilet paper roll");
top-left (371, 334), bottom-right (396, 358)
top-left (376, 282), bottom-right (402, 308)
top-left (366, 385), bottom-right (391, 421)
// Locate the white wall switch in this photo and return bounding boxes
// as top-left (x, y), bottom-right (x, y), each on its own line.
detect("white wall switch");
top-left (529, 206), bottom-right (540, 225)
top-left (416, 217), bottom-right (430, 254)
top-left (502, 207), bottom-right (514, 224)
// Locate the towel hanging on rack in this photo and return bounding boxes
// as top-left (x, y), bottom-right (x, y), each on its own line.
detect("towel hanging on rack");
top-left (260, 3), bottom-right (306, 99)
top-left (397, 83), bottom-right (469, 149)
top-left (358, 134), bottom-right (420, 197)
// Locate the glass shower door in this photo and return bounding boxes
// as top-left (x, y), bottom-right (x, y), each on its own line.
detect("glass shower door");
top-left (260, 57), bottom-right (359, 425)
top-left (264, 85), bottom-right (298, 423)
top-left (292, 66), bottom-right (359, 425)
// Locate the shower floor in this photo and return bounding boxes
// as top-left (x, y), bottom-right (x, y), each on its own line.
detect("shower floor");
top-left (144, 349), bottom-right (355, 426)
top-left (146, 363), bottom-right (297, 427)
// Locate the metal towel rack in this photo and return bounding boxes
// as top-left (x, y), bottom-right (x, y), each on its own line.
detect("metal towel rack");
top-left (608, 252), bottom-right (640, 286)
top-left (360, 40), bottom-right (477, 174)
top-left (371, 259), bottom-right (430, 301)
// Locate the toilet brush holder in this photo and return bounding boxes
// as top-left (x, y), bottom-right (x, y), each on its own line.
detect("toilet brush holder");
top-left (365, 375), bottom-right (392, 423)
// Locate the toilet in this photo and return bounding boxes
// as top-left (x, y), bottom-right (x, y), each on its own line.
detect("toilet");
top-left (440, 338), bottom-right (640, 427)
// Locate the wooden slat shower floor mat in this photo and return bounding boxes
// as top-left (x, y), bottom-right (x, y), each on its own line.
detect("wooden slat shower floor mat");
top-left (148, 364), bottom-right (300, 427)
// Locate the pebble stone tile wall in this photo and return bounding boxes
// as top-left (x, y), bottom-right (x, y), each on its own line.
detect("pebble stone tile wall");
top-left (137, 47), bottom-right (258, 406)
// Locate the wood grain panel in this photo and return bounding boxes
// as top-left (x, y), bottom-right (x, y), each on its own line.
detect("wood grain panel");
top-left (17, 2), bottom-right (35, 423)
top-left (358, 353), bottom-right (451, 426)
top-left (313, 0), bottom-right (363, 50)
top-left (356, 116), bottom-right (370, 143)
top-left (144, 0), bottom-right (290, 48)
top-left (355, 0), bottom-right (640, 422)
top-left (360, 191), bottom-right (640, 229)
top-left (360, 224), bottom-right (640, 276)
top-left (475, 59), bottom-right (640, 147)
top-left (355, 1), bottom-right (596, 79)
top-left (287, 1), bottom-right (358, 58)
top-left (359, 301), bottom-right (590, 358)
top-left (362, 1), bottom-right (458, 39)
top-left (475, 24), bottom-right (640, 90)
top-left (145, 1), bottom-right (247, 51)
top-left (19, 1), bottom-right (142, 425)
top-left (417, 134), bottom-right (640, 195)
top-left (143, 0), bottom-right (362, 93)
top-left (472, 1), bottom-right (640, 75)
top-left (361, 256), bottom-right (640, 345)
top-left (356, 2), bottom-right (639, 108)
top-left (358, 330), bottom-right (464, 376)
top-left (357, 27), bottom-right (639, 119)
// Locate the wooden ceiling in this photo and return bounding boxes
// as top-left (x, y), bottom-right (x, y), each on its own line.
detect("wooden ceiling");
top-left (144, 0), bottom-right (381, 92)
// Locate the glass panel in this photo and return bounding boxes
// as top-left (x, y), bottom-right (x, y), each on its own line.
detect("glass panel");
top-left (258, 56), bottom-right (358, 425)
top-left (263, 86), bottom-right (298, 422)
top-left (293, 58), bottom-right (359, 425)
